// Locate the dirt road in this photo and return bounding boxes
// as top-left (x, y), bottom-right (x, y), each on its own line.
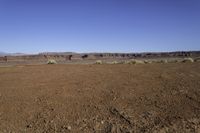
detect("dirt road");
top-left (0, 63), bottom-right (200, 132)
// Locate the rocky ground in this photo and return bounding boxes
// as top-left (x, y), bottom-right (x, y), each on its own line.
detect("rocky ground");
top-left (0, 62), bottom-right (200, 132)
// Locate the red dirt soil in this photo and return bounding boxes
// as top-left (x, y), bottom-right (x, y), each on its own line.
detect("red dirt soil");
top-left (0, 63), bottom-right (200, 132)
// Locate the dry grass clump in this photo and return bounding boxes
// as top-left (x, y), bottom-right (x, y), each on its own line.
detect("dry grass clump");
top-left (47, 59), bottom-right (57, 64)
top-left (167, 59), bottom-right (179, 63)
top-left (111, 61), bottom-right (119, 64)
top-left (144, 60), bottom-right (152, 64)
top-left (194, 57), bottom-right (200, 62)
top-left (181, 58), bottom-right (194, 63)
top-left (151, 59), bottom-right (168, 64)
top-left (95, 60), bottom-right (103, 64)
top-left (153, 59), bottom-right (167, 63)
top-left (160, 59), bottom-right (168, 63)
top-left (126, 59), bottom-right (144, 64)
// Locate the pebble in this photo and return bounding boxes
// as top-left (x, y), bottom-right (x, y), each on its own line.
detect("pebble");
top-left (67, 126), bottom-right (72, 130)
top-left (26, 124), bottom-right (32, 128)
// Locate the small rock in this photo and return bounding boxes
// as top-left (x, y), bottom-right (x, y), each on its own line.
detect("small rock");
top-left (26, 124), bottom-right (32, 128)
top-left (67, 126), bottom-right (72, 130)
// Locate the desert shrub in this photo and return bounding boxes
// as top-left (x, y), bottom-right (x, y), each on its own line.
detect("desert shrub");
top-left (151, 59), bottom-right (167, 64)
top-left (168, 59), bottom-right (179, 63)
top-left (95, 60), bottom-right (103, 64)
top-left (194, 57), bottom-right (200, 62)
top-left (111, 61), bottom-right (119, 64)
top-left (144, 60), bottom-right (151, 64)
top-left (123, 60), bottom-right (129, 64)
top-left (181, 58), bottom-right (194, 63)
top-left (126, 59), bottom-right (144, 64)
top-left (118, 61), bottom-right (125, 64)
top-left (160, 59), bottom-right (168, 63)
top-left (47, 59), bottom-right (57, 64)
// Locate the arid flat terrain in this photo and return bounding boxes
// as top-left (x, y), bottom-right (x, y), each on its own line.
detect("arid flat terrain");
top-left (0, 63), bottom-right (200, 132)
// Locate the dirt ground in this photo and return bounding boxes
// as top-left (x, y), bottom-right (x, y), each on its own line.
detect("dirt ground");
top-left (0, 63), bottom-right (200, 133)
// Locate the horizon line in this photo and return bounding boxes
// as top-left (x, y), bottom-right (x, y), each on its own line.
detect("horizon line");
top-left (1, 50), bottom-right (200, 55)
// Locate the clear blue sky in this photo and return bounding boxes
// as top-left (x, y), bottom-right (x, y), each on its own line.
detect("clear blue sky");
top-left (0, 0), bottom-right (200, 53)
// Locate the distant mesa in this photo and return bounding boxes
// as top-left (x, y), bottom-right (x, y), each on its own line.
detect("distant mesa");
top-left (39, 52), bottom-right (76, 55)
top-left (0, 52), bottom-right (26, 57)
top-left (0, 52), bottom-right (8, 56)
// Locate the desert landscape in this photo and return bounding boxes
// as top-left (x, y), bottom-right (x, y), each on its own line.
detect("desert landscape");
top-left (0, 52), bottom-right (200, 132)
top-left (1, 0), bottom-right (200, 132)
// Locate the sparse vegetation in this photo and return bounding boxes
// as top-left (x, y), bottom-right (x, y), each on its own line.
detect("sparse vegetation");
top-left (181, 58), bottom-right (194, 63)
top-left (144, 60), bottom-right (152, 64)
top-left (111, 61), bottom-right (118, 64)
top-left (168, 59), bottom-right (179, 63)
top-left (125, 59), bottom-right (144, 64)
top-left (47, 59), bottom-right (57, 64)
top-left (95, 60), bottom-right (103, 64)
top-left (194, 57), bottom-right (200, 62)
top-left (160, 59), bottom-right (168, 63)
top-left (153, 59), bottom-right (168, 63)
